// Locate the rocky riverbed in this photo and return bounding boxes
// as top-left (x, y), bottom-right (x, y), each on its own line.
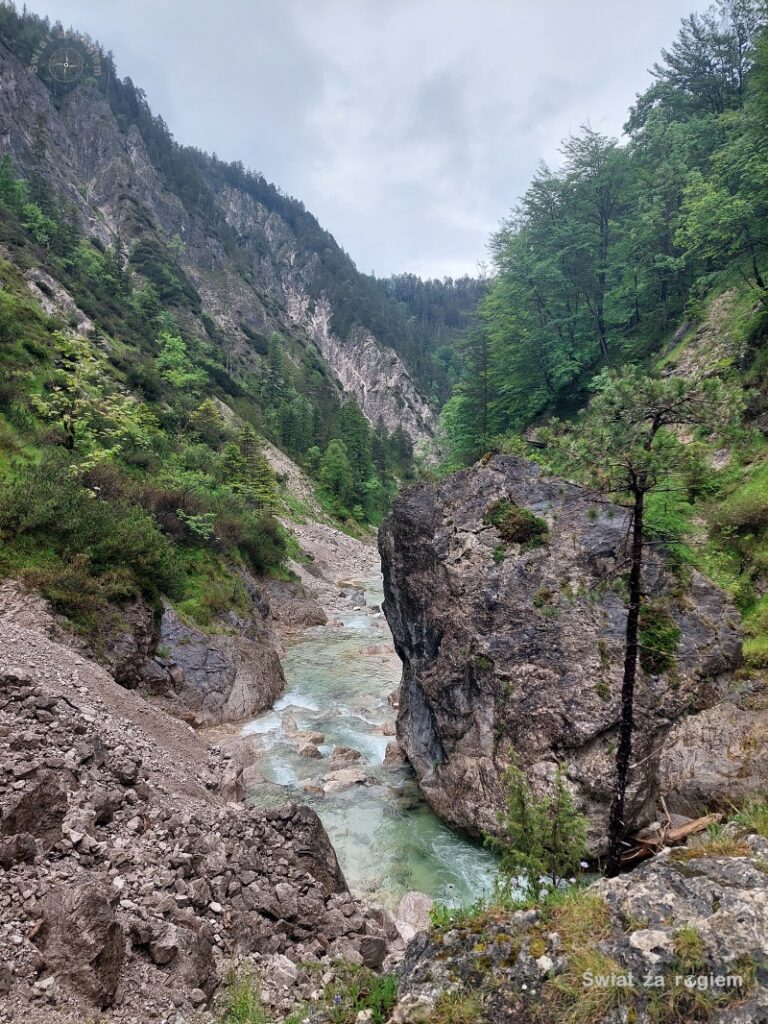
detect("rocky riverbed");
top-left (0, 597), bottom-right (402, 1024)
top-left (204, 517), bottom-right (498, 912)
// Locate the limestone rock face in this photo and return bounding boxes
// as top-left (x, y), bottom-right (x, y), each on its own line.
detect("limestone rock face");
top-left (379, 454), bottom-right (742, 849)
top-left (158, 605), bottom-right (285, 727)
top-left (0, 42), bottom-right (436, 447)
top-left (658, 699), bottom-right (768, 814)
top-left (290, 292), bottom-right (437, 443)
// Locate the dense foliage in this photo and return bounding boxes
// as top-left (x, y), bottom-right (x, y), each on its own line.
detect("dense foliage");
top-left (0, 152), bottom-right (405, 633)
top-left (441, 0), bottom-right (768, 464)
top-left (377, 273), bottom-right (488, 402)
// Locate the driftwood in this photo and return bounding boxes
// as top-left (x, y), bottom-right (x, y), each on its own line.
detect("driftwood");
top-left (620, 811), bottom-right (723, 866)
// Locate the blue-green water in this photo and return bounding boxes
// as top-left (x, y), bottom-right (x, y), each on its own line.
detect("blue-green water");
top-left (242, 574), bottom-right (498, 909)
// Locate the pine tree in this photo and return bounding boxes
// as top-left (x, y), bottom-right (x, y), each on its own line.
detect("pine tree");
top-left (490, 757), bottom-right (587, 892)
top-left (319, 438), bottom-right (355, 514)
top-left (239, 424), bottom-right (278, 512)
top-left (337, 398), bottom-right (373, 504)
top-left (555, 366), bottom-right (738, 874)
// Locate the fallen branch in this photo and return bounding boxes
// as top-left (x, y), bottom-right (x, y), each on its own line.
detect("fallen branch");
top-left (620, 813), bottom-right (723, 866)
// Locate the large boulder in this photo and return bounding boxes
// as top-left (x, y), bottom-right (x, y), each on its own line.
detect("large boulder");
top-left (379, 454), bottom-right (742, 850)
top-left (158, 605), bottom-right (285, 726)
top-left (32, 881), bottom-right (126, 1008)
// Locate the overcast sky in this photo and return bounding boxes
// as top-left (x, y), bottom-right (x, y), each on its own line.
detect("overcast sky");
top-left (26, 0), bottom-right (699, 278)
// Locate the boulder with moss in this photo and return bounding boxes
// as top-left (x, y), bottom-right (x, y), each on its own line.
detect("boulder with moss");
top-left (379, 454), bottom-right (743, 850)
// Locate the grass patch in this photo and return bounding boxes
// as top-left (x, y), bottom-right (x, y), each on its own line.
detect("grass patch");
top-left (320, 965), bottom-right (397, 1024)
top-left (540, 888), bottom-right (613, 950)
top-left (430, 991), bottom-right (484, 1023)
top-left (429, 897), bottom-right (505, 932)
top-left (734, 798), bottom-right (768, 839)
top-left (673, 925), bottom-right (707, 972)
top-left (538, 949), bottom-right (625, 1024)
top-left (175, 548), bottom-right (251, 629)
top-left (671, 834), bottom-right (750, 861)
top-left (218, 970), bottom-right (269, 1024)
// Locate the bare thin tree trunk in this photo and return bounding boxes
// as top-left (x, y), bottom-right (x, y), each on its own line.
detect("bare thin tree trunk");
top-left (606, 488), bottom-right (644, 876)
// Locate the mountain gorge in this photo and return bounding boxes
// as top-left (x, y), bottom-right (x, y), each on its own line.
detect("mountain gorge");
top-left (1, 0), bottom-right (768, 1023)
top-left (0, 21), bottom-right (441, 443)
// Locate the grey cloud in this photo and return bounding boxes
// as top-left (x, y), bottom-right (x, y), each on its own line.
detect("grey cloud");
top-left (28, 0), bottom-right (699, 276)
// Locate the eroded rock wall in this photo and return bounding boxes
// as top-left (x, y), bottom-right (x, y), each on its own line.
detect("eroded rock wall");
top-left (379, 454), bottom-right (743, 849)
top-left (0, 41), bottom-right (436, 445)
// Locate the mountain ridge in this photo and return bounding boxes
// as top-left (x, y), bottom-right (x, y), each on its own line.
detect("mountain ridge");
top-left (0, 4), bottom-right (484, 452)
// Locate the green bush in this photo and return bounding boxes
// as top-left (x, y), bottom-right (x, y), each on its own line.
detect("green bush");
top-left (236, 514), bottom-right (288, 574)
top-left (0, 454), bottom-right (184, 626)
top-left (320, 965), bottom-right (398, 1024)
top-left (638, 605), bottom-right (681, 675)
top-left (715, 465), bottom-right (768, 533)
top-left (218, 970), bottom-right (268, 1024)
top-left (484, 498), bottom-right (548, 547)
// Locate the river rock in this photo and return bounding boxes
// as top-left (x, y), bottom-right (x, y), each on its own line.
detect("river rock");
top-left (294, 730), bottom-right (326, 745)
top-left (384, 740), bottom-right (408, 767)
top-left (330, 745), bottom-right (365, 767)
top-left (379, 454), bottom-right (742, 850)
top-left (264, 579), bottom-right (328, 628)
top-left (298, 742), bottom-right (323, 759)
top-left (322, 767), bottom-right (368, 793)
top-left (282, 710), bottom-right (300, 734)
top-left (395, 891), bottom-right (434, 943)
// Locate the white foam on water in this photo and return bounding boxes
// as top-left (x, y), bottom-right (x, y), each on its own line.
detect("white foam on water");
top-left (242, 572), bottom-right (499, 906)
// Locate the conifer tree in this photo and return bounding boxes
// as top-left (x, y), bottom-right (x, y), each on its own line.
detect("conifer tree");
top-left (555, 366), bottom-right (737, 874)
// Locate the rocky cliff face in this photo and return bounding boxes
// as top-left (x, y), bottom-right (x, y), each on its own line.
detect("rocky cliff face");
top-left (379, 454), bottom-right (745, 849)
top-left (0, 576), bottom-right (287, 730)
top-left (0, 40), bottom-right (435, 443)
top-left (289, 292), bottom-right (438, 441)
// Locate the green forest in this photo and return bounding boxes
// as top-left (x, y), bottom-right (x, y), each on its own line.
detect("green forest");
top-left (442, 0), bottom-right (767, 458)
top-left (440, 0), bottom-right (768, 675)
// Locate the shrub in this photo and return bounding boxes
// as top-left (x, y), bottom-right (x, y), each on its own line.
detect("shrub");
top-left (0, 454), bottom-right (185, 625)
top-left (717, 483), bottom-right (768, 531)
top-left (489, 757), bottom-right (587, 892)
top-left (484, 498), bottom-right (548, 547)
top-left (320, 965), bottom-right (398, 1024)
top-left (237, 514), bottom-right (288, 574)
top-left (638, 605), bottom-right (681, 674)
top-left (138, 482), bottom-right (207, 542)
